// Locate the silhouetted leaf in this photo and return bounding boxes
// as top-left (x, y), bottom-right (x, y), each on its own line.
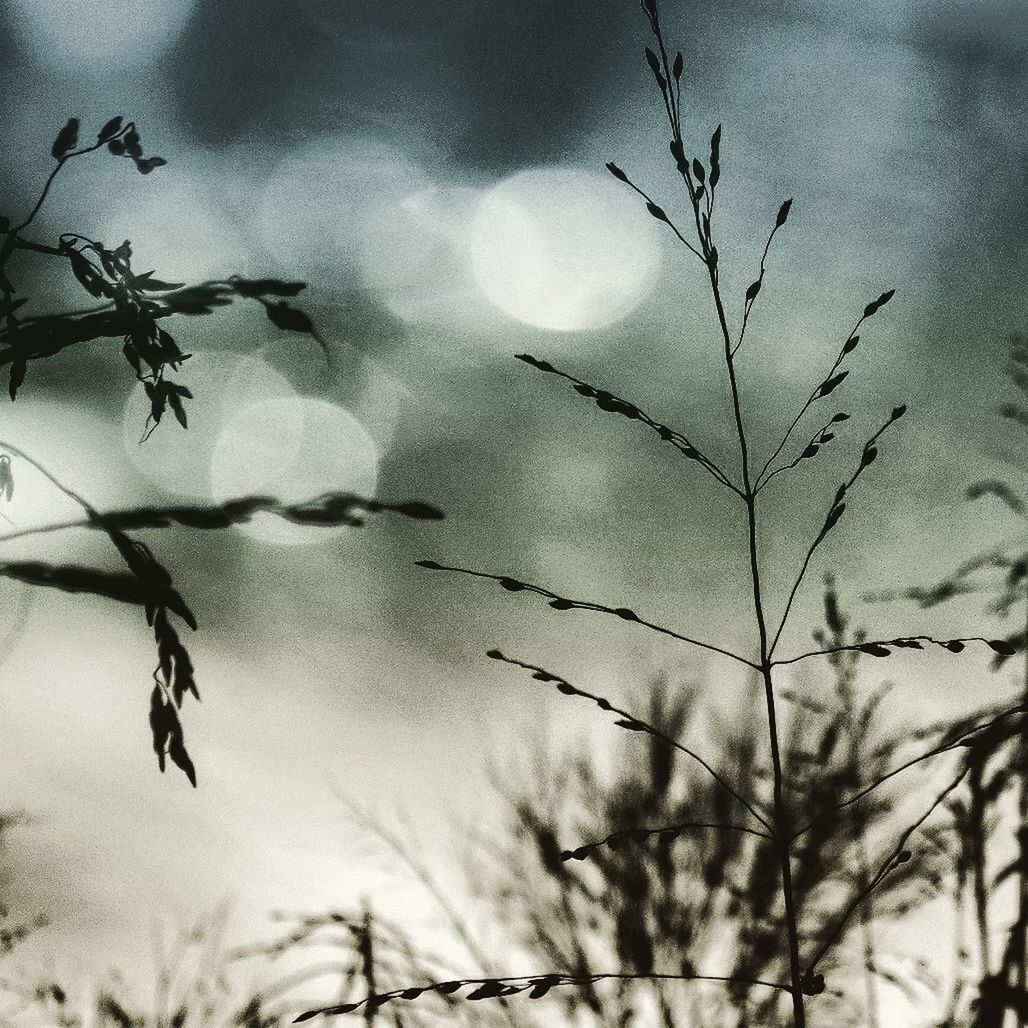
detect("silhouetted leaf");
top-left (131, 271), bottom-right (184, 292)
top-left (229, 277), bottom-right (306, 298)
top-left (149, 685), bottom-right (171, 772)
top-left (817, 371), bottom-right (849, 398)
top-left (134, 156), bottom-right (167, 175)
top-left (776, 199), bottom-right (792, 227)
top-left (858, 644), bottom-right (891, 657)
top-left (8, 359), bottom-right (25, 401)
top-left (644, 47), bottom-right (664, 88)
top-left (168, 390), bottom-right (188, 429)
top-left (51, 118), bottom-right (79, 159)
top-left (67, 250), bottom-right (109, 299)
top-left (0, 455), bottom-right (12, 501)
top-left (123, 129), bottom-right (142, 159)
top-left (966, 480), bottom-right (1024, 514)
top-left (97, 116), bottom-right (123, 142)
top-left (646, 202), bottom-right (669, 223)
top-left (264, 301), bottom-right (314, 334)
top-left (605, 161), bottom-right (628, 182)
top-left (0, 561), bottom-right (151, 607)
top-left (987, 639), bottom-right (1017, 656)
top-left (863, 289), bottom-right (895, 318)
top-left (168, 734), bottom-right (197, 787)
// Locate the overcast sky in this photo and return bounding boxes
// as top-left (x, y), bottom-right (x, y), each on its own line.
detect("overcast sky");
top-left (0, 0), bottom-right (1025, 1017)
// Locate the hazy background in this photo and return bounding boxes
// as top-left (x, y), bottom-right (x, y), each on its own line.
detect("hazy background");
top-left (0, 0), bottom-right (1025, 1014)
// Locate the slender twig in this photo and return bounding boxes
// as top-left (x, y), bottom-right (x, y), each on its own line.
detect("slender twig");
top-left (0, 493), bottom-right (441, 548)
top-left (804, 763), bottom-right (970, 976)
top-left (332, 794), bottom-right (526, 1028)
top-left (756, 414), bottom-right (848, 493)
top-left (789, 703), bottom-right (1025, 841)
top-left (514, 353), bottom-right (740, 494)
top-left (560, 817), bottom-right (772, 863)
top-left (415, 561), bottom-right (758, 669)
top-left (6, 129), bottom-right (133, 239)
top-left (295, 970), bottom-right (792, 1021)
top-left (732, 210), bottom-right (791, 357)
top-left (486, 649), bottom-right (772, 831)
top-left (767, 407), bottom-right (907, 657)
top-left (617, 173), bottom-right (705, 262)
top-left (774, 635), bottom-right (1020, 669)
top-left (755, 312), bottom-right (868, 490)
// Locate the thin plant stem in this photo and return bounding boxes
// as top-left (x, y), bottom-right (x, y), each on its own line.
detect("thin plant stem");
top-left (641, 6), bottom-right (808, 1020)
top-left (788, 701), bottom-right (1024, 842)
top-left (804, 763), bottom-right (970, 976)
top-left (487, 649), bottom-right (772, 831)
top-left (415, 561), bottom-right (759, 670)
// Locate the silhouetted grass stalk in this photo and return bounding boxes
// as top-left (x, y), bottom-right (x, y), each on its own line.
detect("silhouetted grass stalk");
top-left (297, 1), bottom-right (1022, 1022)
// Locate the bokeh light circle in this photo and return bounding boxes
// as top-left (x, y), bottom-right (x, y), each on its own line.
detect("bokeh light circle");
top-left (6, 0), bottom-right (198, 73)
top-left (122, 352), bottom-right (296, 499)
top-left (359, 185), bottom-right (486, 327)
top-left (468, 167), bottom-right (662, 331)
top-left (210, 398), bottom-right (379, 547)
top-left (257, 137), bottom-right (427, 283)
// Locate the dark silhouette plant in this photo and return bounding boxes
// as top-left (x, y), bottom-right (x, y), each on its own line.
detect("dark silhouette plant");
top-left (0, 115), bottom-right (442, 787)
top-left (297, 1), bottom-right (1020, 1025)
top-left (468, 589), bottom-right (954, 1027)
top-left (866, 337), bottom-right (1028, 1026)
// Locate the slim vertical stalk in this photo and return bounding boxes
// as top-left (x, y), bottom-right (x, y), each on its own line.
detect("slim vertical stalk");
top-left (359, 902), bottom-right (378, 1028)
top-left (635, 9), bottom-right (808, 1016)
top-left (1013, 576), bottom-right (1028, 1017)
top-left (700, 237), bottom-right (807, 1028)
top-left (968, 758), bottom-right (992, 978)
top-left (858, 844), bottom-right (880, 1028)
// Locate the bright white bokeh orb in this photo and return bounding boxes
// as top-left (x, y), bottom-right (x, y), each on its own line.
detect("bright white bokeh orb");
top-left (6, 0), bottom-right (198, 73)
top-left (257, 137), bottom-right (427, 284)
top-left (469, 167), bottom-right (662, 332)
top-left (210, 398), bottom-right (379, 547)
top-left (359, 185), bottom-right (489, 328)
top-left (122, 352), bottom-right (296, 498)
top-left (0, 400), bottom-right (130, 545)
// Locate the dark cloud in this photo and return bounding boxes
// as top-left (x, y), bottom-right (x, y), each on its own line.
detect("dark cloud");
top-left (166, 0), bottom-right (643, 170)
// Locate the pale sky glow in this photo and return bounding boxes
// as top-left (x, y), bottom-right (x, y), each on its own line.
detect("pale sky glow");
top-left (5, 0), bottom-right (197, 74)
top-left (469, 168), bottom-right (663, 332)
top-left (0, 0), bottom-right (1024, 1024)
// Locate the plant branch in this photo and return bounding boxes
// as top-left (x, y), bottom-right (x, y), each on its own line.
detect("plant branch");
top-left (485, 649), bottom-right (773, 831)
top-left (515, 353), bottom-right (741, 495)
top-left (560, 817), bottom-right (772, 863)
top-left (294, 969), bottom-right (792, 1021)
top-left (804, 763), bottom-right (970, 976)
top-left (732, 204), bottom-right (791, 358)
top-left (415, 561), bottom-right (758, 669)
top-left (773, 634), bottom-right (1020, 669)
top-left (790, 702), bottom-right (1025, 841)
top-left (767, 405), bottom-right (907, 657)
